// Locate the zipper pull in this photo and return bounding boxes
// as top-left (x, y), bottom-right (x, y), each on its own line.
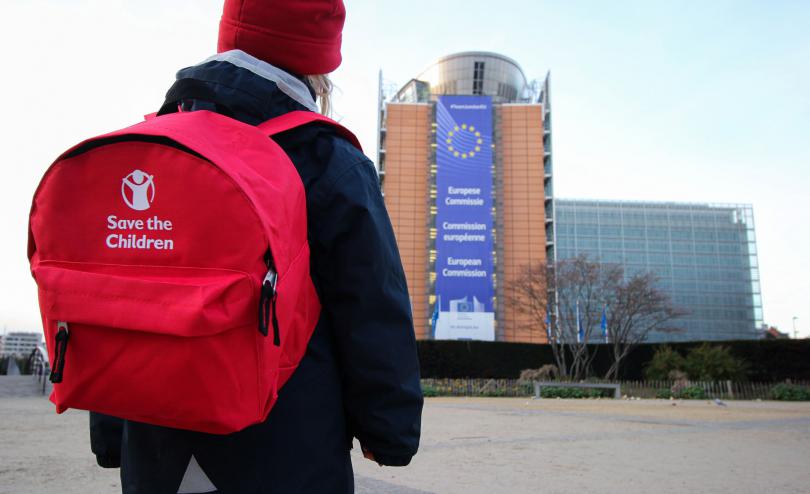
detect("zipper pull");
top-left (49, 321), bottom-right (70, 384)
top-left (263, 269), bottom-right (278, 294)
top-left (259, 269), bottom-right (280, 346)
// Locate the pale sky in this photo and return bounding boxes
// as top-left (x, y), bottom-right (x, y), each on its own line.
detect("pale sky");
top-left (1, 0), bottom-right (808, 337)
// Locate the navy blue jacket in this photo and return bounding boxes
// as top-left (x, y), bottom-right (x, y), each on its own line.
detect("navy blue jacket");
top-left (89, 59), bottom-right (423, 494)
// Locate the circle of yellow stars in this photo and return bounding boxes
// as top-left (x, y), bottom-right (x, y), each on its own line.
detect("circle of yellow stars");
top-left (446, 123), bottom-right (483, 159)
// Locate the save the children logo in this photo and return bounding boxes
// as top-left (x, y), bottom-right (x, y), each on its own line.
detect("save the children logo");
top-left (106, 170), bottom-right (173, 251)
top-left (121, 169), bottom-right (155, 211)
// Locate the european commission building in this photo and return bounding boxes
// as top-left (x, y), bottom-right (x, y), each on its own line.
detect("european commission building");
top-left (379, 52), bottom-right (763, 343)
top-left (378, 52), bottom-right (554, 343)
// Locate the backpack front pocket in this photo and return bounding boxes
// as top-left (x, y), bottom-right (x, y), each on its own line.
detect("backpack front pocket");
top-left (33, 261), bottom-right (275, 434)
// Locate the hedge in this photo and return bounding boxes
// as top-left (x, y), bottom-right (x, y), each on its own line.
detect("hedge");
top-left (416, 339), bottom-right (810, 381)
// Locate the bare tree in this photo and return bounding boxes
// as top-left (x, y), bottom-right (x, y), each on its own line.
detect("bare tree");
top-left (554, 256), bottom-right (623, 380)
top-left (603, 272), bottom-right (685, 380)
top-left (506, 263), bottom-right (565, 374)
top-left (509, 255), bottom-right (685, 381)
top-left (508, 255), bottom-right (619, 379)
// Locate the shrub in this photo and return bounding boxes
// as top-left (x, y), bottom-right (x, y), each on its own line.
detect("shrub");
top-left (518, 364), bottom-right (558, 383)
top-left (644, 346), bottom-right (686, 380)
top-left (421, 384), bottom-right (439, 398)
top-left (656, 389), bottom-right (673, 399)
top-left (539, 386), bottom-right (608, 399)
top-left (480, 388), bottom-right (515, 397)
top-left (685, 344), bottom-right (747, 381)
top-left (652, 386), bottom-right (707, 399)
top-left (676, 386), bottom-right (707, 400)
top-left (770, 383), bottom-right (810, 401)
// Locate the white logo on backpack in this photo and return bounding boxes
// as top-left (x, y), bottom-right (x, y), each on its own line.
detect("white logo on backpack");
top-left (121, 169), bottom-right (155, 210)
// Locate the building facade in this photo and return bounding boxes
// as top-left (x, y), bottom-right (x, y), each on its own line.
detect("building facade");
top-left (555, 200), bottom-right (763, 341)
top-left (379, 52), bottom-right (554, 343)
top-left (0, 332), bottom-right (43, 357)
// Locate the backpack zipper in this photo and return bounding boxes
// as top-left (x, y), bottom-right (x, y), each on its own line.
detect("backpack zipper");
top-left (49, 321), bottom-right (70, 383)
top-left (259, 252), bottom-right (280, 346)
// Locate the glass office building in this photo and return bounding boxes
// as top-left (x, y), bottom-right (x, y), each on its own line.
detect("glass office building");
top-left (555, 200), bottom-right (763, 341)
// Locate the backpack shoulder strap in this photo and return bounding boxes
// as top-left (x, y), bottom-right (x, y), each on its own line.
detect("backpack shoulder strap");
top-left (257, 111), bottom-right (363, 152)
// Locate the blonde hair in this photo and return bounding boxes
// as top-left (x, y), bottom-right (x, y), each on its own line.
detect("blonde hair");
top-left (305, 74), bottom-right (333, 117)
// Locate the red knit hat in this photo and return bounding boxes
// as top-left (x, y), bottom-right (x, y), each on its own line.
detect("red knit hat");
top-left (218, 0), bottom-right (345, 75)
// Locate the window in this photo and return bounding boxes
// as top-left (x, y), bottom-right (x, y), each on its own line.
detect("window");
top-left (671, 242), bottom-right (693, 253)
top-left (670, 228), bottom-right (692, 240)
top-left (647, 227), bottom-right (668, 239)
top-left (599, 225), bottom-right (621, 236)
top-left (600, 239), bottom-right (622, 249)
top-left (623, 227), bottom-right (645, 238)
top-left (473, 61), bottom-right (485, 95)
top-left (623, 239), bottom-right (645, 250)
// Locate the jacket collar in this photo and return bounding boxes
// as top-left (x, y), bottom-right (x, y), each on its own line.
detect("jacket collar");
top-left (159, 50), bottom-right (316, 125)
top-left (196, 50), bottom-right (317, 112)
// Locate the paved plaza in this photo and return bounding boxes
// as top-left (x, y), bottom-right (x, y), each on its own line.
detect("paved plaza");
top-left (2, 376), bottom-right (809, 493)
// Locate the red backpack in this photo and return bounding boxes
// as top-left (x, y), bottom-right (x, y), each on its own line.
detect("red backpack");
top-left (27, 110), bottom-right (360, 434)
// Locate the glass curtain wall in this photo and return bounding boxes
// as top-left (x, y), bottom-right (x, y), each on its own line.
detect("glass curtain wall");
top-left (555, 200), bottom-right (762, 342)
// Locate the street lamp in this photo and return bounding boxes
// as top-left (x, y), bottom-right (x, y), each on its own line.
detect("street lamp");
top-left (793, 316), bottom-right (799, 339)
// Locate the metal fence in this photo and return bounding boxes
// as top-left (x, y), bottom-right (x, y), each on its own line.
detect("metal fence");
top-left (619, 380), bottom-right (810, 400)
top-left (421, 378), bottom-right (810, 400)
top-left (28, 345), bottom-right (50, 395)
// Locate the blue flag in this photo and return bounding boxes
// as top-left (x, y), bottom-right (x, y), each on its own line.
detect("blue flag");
top-left (601, 305), bottom-right (608, 343)
top-left (545, 306), bottom-right (552, 341)
top-left (576, 300), bottom-right (584, 343)
top-left (430, 300), bottom-right (440, 337)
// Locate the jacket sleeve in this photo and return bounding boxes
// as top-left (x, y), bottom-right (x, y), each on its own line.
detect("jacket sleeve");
top-left (89, 412), bottom-right (124, 468)
top-left (309, 157), bottom-right (423, 466)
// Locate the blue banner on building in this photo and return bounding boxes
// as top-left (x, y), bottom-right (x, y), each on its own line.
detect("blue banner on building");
top-left (434, 95), bottom-right (495, 341)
